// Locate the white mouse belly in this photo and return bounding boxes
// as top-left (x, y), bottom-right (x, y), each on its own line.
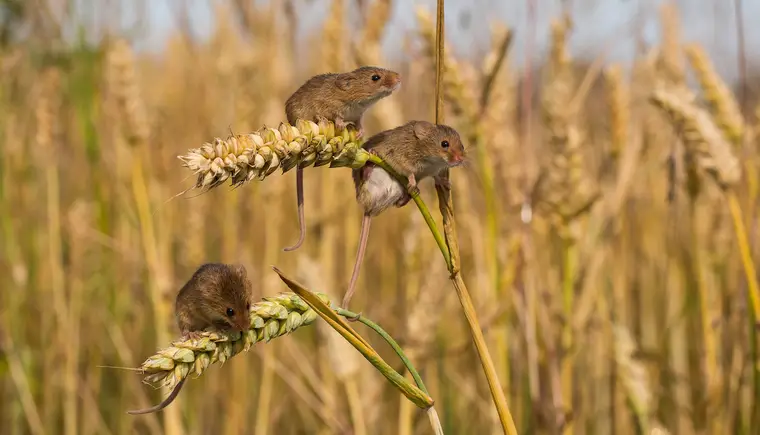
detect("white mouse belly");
top-left (359, 167), bottom-right (405, 216)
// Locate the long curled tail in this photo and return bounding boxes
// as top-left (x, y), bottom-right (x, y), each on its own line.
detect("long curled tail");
top-left (127, 377), bottom-right (187, 415)
top-left (283, 167), bottom-right (306, 252)
top-left (343, 214), bottom-right (372, 309)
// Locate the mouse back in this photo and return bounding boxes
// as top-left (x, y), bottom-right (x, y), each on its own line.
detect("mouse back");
top-left (177, 263), bottom-right (253, 334)
top-left (285, 66), bottom-right (401, 124)
top-left (333, 66), bottom-right (401, 106)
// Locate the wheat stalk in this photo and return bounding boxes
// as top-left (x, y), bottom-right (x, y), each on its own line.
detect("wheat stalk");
top-left (604, 65), bottom-right (629, 161)
top-left (179, 120), bottom-right (365, 191)
top-left (134, 292), bottom-right (323, 392)
top-left (106, 38), bottom-right (150, 146)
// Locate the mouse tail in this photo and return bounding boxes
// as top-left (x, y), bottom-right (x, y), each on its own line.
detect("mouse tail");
top-left (343, 214), bottom-right (372, 309)
top-left (283, 167), bottom-right (306, 252)
top-left (126, 377), bottom-right (187, 415)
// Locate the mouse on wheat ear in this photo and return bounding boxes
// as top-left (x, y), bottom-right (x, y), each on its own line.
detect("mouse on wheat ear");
top-left (126, 263), bottom-right (254, 415)
top-left (281, 66), bottom-right (402, 253)
top-left (343, 120), bottom-right (466, 309)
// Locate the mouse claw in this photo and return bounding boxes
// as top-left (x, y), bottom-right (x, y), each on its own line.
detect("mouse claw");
top-left (183, 331), bottom-right (203, 342)
top-left (395, 192), bottom-right (412, 207)
top-left (434, 175), bottom-right (451, 191)
top-left (406, 174), bottom-right (420, 197)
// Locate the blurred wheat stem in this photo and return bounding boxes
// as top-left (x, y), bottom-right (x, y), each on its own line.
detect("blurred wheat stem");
top-left (727, 192), bottom-right (760, 320)
top-left (178, 119), bottom-right (366, 191)
top-left (650, 88), bottom-right (760, 321)
top-left (133, 292), bottom-right (322, 393)
top-left (432, 0), bottom-right (517, 434)
top-left (366, 155), bottom-right (451, 265)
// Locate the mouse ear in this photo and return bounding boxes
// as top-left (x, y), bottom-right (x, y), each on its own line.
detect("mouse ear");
top-left (411, 121), bottom-right (428, 140)
top-left (336, 76), bottom-right (353, 91)
top-left (232, 264), bottom-right (247, 278)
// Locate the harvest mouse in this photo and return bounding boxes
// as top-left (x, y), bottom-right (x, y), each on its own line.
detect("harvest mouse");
top-left (127, 263), bottom-right (253, 415)
top-left (342, 121), bottom-right (466, 308)
top-left (282, 66), bottom-right (402, 252)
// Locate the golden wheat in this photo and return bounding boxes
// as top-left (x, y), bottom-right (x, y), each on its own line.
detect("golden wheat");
top-left (179, 119), bottom-right (365, 190)
top-left (651, 87), bottom-right (741, 188)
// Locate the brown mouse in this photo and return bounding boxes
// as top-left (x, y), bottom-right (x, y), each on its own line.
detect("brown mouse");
top-left (342, 121), bottom-right (466, 308)
top-left (282, 66), bottom-right (402, 252)
top-left (127, 263), bottom-right (253, 415)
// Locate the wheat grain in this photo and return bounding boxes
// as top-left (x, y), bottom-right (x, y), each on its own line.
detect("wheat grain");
top-left (651, 87), bottom-right (741, 188)
top-left (684, 44), bottom-right (745, 146)
top-left (106, 39), bottom-right (150, 146)
top-left (135, 292), bottom-right (323, 391)
top-left (178, 119), bottom-right (365, 191)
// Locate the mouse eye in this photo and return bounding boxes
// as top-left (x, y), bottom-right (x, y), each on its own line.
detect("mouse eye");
top-left (226, 308), bottom-right (234, 317)
top-left (441, 140), bottom-right (449, 149)
top-left (246, 303), bottom-right (250, 310)
top-left (371, 74), bottom-right (381, 81)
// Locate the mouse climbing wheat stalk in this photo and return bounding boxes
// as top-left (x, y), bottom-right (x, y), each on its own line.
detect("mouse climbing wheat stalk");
top-left (343, 120), bottom-right (466, 309)
top-left (127, 263), bottom-right (253, 415)
top-left (282, 66), bottom-right (401, 252)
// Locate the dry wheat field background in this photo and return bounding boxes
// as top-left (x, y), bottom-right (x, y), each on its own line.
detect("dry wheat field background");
top-left (1, 0), bottom-right (760, 434)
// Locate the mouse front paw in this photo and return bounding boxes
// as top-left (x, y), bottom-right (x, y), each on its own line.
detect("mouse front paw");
top-left (406, 174), bottom-right (420, 197)
top-left (395, 192), bottom-right (412, 207)
top-left (434, 175), bottom-right (451, 191)
top-left (182, 331), bottom-right (203, 342)
top-left (334, 118), bottom-right (354, 131)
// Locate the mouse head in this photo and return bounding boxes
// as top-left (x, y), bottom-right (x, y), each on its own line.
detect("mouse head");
top-left (411, 121), bottom-right (466, 167)
top-left (199, 263), bottom-right (253, 334)
top-left (335, 66), bottom-right (401, 104)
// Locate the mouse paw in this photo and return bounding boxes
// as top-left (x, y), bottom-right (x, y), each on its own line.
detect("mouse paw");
top-left (434, 175), bottom-right (451, 191)
top-left (181, 331), bottom-right (203, 342)
top-left (334, 118), bottom-right (353, 132)
top-left (395, 192), bottom-right (412, 207)
top-left (406, 174), bottom-right (420, 197)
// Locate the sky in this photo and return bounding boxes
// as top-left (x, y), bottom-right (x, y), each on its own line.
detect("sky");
top-left (133, 0), bottom-right (759, 83)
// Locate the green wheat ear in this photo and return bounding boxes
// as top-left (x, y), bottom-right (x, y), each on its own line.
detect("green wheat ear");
top-left (178, 119), bottom-right (368, 191)
top-left (135, 292), bottom-right (327, 391)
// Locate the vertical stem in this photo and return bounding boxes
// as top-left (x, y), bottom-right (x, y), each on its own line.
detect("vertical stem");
top-left (733, 0), bottom-right (747, 111)
top-left (131, 155), bottom-right (183, 435)
top-left (560, 232), bottom-right (576, 434)
top-left (476, 137), bottom-right (510, 397)
top-left (255, 184), bottom-right (280, 435)
top-left (224, 189), bottom-right (247, 435)
top-left (432, 0), bottom-right (517, 433)
top-left (727, 191), bottom-right (760, 319)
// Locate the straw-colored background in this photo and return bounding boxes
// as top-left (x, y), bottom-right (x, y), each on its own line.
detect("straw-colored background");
top-left (1, 0), bottom-right (759, 434)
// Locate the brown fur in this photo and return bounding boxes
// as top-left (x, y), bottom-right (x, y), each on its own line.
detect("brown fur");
top-left (175, 263), bottom-right (253, 335)
top-left (342, 121), bottom-right (466, 308)
top-left (282, 66), bottom-right (401, 252)
top-left (285, 66), bottom-right (401, 130)
top-left (127, 263), bottom-right (253, 415)
top-left (352, 120), bottom-right (466, 216)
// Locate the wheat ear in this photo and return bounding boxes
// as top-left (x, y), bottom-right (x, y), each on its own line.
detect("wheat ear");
top-left (134, 292), bottom-right (323, 391)
top-left (179, 119), bottom-right (365, 191)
